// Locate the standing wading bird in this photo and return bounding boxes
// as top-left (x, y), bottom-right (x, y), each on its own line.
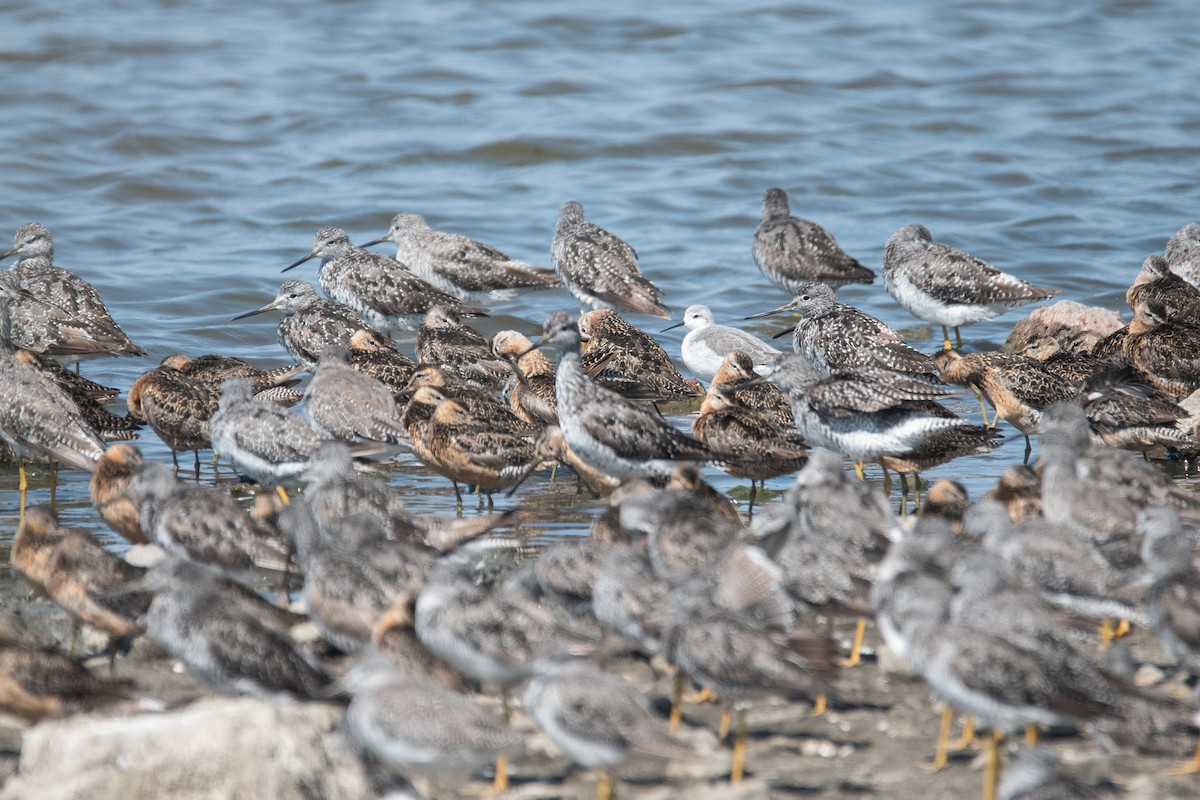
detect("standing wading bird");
top-left (551, 201), bottom-right (670, 318)
top-left (663, 304), bottom-right (780, 381)
top-left (752, 187), bottom-right (875, 291)
top-left (281, 226), bottom-right (487, 337)
top-left (0, 277), bottom-right (107, 516)
top-left (0, 222), bottom-right (145, 358)
top-left (531, 311), bottom-right (712, 484)
top-left (883, 224), bottom-right (1059, 351)
top-left (360, 212), bottom-right (560, 303)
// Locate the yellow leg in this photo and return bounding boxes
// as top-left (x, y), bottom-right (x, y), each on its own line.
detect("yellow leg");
top-left (1114, 618), bottom-right (1131, 638)
top-left (953, 326), bottom-right (964, 350)
top-left (730, 708), bottom-right (748, 784)
top-left (840, 617), bottom-right (867, 667)
top-left (971, 385), bottom-right (991, 426)
top-left (275, 485), bottom-right (291, 505)
top-left (18, 460), bottom-right (27, 521)
top-left (1099, 616), bottom-right (1115, 649)
top-left (854, 460), bottom-right (866, 481)
top-left (941, 325), bottom-right (953, 351)
top-left (1025, 724), bottom-right (1039, 747)
top-left (681, 686), bottom-right (718, 704)
top-left (913, 472), bottom-right (924, 512)
top-left (880, 462), bottom-right (893, 496)
top-left (596, 767), bottom-right (613, 800)
top-left (669, 671), bottom-right (684, 734)
top-left (811, 693), bottom-right (827, 717)
top-left (718, 702), bottom-right (732, 739)
top-left (953, 715), bottom-right (977, 750)
top-left (929, 705), bottom-right (954, 772)
top-left (983, 730), bottom-right (1002, 800)
top-left (493, 753), bottom-right (509, 791)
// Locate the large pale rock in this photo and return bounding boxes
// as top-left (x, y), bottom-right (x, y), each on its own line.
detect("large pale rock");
top-left (1, 697), bottom-right (371, 800)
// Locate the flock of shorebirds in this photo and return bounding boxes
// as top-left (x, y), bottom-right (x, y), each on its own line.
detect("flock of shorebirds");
top-left (5, 189), bottom-right (1200, 799)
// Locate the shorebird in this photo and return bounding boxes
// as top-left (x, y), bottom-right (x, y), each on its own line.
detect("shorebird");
top-left (403, 386), bottom-right (538, 507)
top-left (346, 328), bottom-right (417, 399)
top-left (127, 364), bottom-right (218, 472)
top-left (342, 653), bottom-right (523, 787)
top-left (90, 443), bottom-right (148, 544)
top-left (301, 345), bottom-right (409, 447)
top-left (361, 212), bottom-right (560, 302)
top-left (759, 352), bottom-right (971, 479)
top-left (525, 658), bottom-right (691, 799)
top-left (281, 226), bottom-right (487, 336)
top-left (998, 747), bottom-right (1121, 800)
top-left (0, 612), bottom-right (130, 721)
top-left (1, 222), bottom-right (144, 358)
top-left (1039, 401), bottom-right (1200, 571)
top-left (1165, 221), bottom-right (1200, 290)
top-left (125, 460), bottom-right (294, 573)
top-left (883, 224), bottom-right (1060, 350)
top-left (551, 201), bottom-right (669, 318)
top-left (13, 348), bottom-right (141, 442)
top-left (0, 279), bottom-right (107, 514)
top-left (710, 350), bottom-right (794, 427)
top-left (1126, 254), bottom-right (1200, 320)
top-left (692, 385), bottom-right (808, 510)
top-left (752, 187), bottom-right (874, 292)
top-left (415, 305), bottom-right (508, 389)
top-left (747, 281), bottom-right (939, 379)
top-left (1080, 367), bottom-right (1195, 454)
top-left (209, 377), bottom-right (332, 493)
top-left (405, 364), bottom-right (536, 438)
top-left (233, 279), bottom-right (394, 370)
top-left (663, 303), bottom-right (780, 380)
top-left (578, 308), bottom-right (700, 400)
top-left (11, 504), bottom-right (150, 663)
top-left (491, 329), bottom-right (559, 426)
top-left (934, 350), bottom-right (1075, 461)
top-left (534, 310), bottom-right (712, 483)
top-left (1123, 298), bottom-right (1200, 398)
top-left (1139, 507), bottom-right (1200, 673)
top-left (142, 557), bottom-right (329, 699)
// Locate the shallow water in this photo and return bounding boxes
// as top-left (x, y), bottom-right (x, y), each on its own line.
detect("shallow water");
top-left (0, 0), bottom-right (1198, 567)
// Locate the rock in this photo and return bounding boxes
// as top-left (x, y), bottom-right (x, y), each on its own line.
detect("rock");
top-left (0, 697), bottom-right (370, 800)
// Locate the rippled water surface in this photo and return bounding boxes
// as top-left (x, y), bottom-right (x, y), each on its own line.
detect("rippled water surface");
top-left (1, 0), bottom-right (1198, 560)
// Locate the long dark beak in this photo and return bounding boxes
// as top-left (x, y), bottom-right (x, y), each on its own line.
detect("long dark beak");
top-left (0, 246), bottom-right (16, 260)
top-left (231, 301), bottom-right (278, 321)
top-left (515, 336), bottom-right (546, 359)
top-left (772, 326), bottom-right (796, 340)
top-left (282, 250), bottom-right (318, 273)
top-left (660, 320), bottom-right (685, 332)
top-left (357, 235), bottom-right (390, 248)
top-left (744, 302), bottom-right (795, 320)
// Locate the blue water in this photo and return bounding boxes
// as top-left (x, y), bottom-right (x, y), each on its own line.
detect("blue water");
top-left (0, 0), bottom-right (1198, 547)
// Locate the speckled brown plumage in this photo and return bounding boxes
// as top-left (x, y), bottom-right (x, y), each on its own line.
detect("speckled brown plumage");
top-left (578, 308), bottom-right (699, 400)
top-left (405, 364), bottom-right (536, 438)
top-left (492, 329), bottom-right (558, 426)
top-left (752, 187), bottom-right (874, 291)
top-left (1124, 299), bottom-right (1200, 397)
top-left (415, 305), bottom-right (508, 389)
top-left (127, 364), bottom-right (216, 461)
top-left (90, 443), bottom-right (147, 544)
top-left (11, 505), bottom-right (150, 646)
top-left (710, 350), bottom-right (794, 427)
top-left (693, 386), bottom-right (809, 483)
top-left (13, 348), bottom-right (140, 441)
top-left (346, 328), bottom-right (416, 400)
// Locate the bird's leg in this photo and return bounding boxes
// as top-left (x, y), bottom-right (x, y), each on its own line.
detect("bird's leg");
top-left (193, 449), bottom-right (201, 480)
top-left (669, 671), bottom-right (685, 734)
top-left (811, 693), bottom-right (827, 717)
top-left (913, 472), bottom-right (924, 512)
top-left (941, 325), bottom-right (953, 351)
top-left (953, 714), bottom-right (977, 750)
top-left (1023, 435), bottom-right (1032, 465)
top-left (880, 462), bottom-right (893, 496)
top-left (49, 460), bottom-right (58, 506)
top-left (1024, 724), bottom-right (1039, 746)
top-left (747, 481), bottom-right (758, 514)
top-left (854, 460), bottom-right (866, 481)
top-left (595, 767), bottom-right (614, 800)
top-left (840, 617), bottom-right (867, 667)
top-left (730, 707), bottom-right (749, 784)
top-left (927, 705), bottom-right (954, 772)
top-left (718, 700), bottom-right (733, 738)
top-left (275, 486), bottom-right (290, 505)
top-left (982, 729), bottom-right (1002, 800)
top-left (18, 459), bottom-right (27, 521)
top-left (953, 326), bottom-right (964, 350)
